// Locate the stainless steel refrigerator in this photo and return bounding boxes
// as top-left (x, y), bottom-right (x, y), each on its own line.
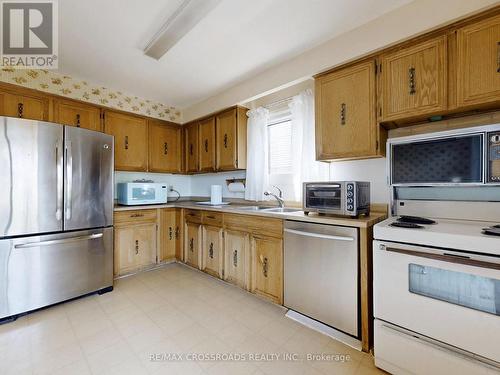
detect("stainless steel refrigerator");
top-left (0, 116), bottom-right (114, 321)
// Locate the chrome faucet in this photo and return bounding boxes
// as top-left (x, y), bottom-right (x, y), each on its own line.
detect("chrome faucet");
top-left (264, 185), bottom-right (285, 208)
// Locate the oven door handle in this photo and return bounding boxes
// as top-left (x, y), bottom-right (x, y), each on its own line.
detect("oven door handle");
top-left (284, 228), bottom-right (354, 241)
top-left (383, 245), bottom-right (500, 270)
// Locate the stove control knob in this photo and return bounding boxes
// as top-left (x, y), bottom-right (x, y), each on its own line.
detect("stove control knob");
top-left (347, 184), bottom-right (354, 191)
top-left (347, 204), bottom-right (354, 211)
top-left (491, 134), bottom-right (500, 143)
top-left (347, 191), bottom-right (353, 198)
top-left (347, 198), bottom-right (353, 204)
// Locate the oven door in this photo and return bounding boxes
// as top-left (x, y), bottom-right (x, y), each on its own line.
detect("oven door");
top-left (390, 133), bottom-right (484, 185)
top-left (373, 240), bottom-right (500, 363)
top-left (304, 184), bottom-right (344, 213)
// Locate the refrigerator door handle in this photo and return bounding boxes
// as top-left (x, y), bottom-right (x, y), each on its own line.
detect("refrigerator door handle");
top-left (65, 141), bottom-right (73, 220)
top-left (14, 233), bottom-right (104, 249)
top-left (55, 140), bottom-right (63, 221)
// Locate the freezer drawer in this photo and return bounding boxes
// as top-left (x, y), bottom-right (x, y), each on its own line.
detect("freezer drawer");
top-left (284, 220), bottom-right (359, 337)
top-left (0, 227), bottom-right (113, 319)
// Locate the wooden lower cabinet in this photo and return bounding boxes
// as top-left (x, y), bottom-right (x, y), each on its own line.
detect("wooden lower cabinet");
top-left (175, 209), bottom-right (183, 261)
top-left (223, 229), bottom-right (250, 290)
top-left (251, 235), bottom-right (283, 304)
top-left (160, 208), bottom-right (177, 262)
top-left (114, 222), bottom-right (157, 277)
top-left (185, 222), bottom-right (202, 269)
top-left (201, 225), bottom-right (223, 278)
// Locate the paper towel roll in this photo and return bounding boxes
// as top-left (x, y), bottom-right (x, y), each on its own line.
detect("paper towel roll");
top-left (210, 185), bottom-right (222, 204)
top-left (227, 182), bottom-right (245, 192)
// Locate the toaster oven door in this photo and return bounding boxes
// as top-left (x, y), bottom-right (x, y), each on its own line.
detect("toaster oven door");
top-left (304, 184), bottom-right (343, 211)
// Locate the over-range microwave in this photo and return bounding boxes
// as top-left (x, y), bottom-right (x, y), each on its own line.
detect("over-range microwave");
top-left (303, 181), bottom-right (370, 217)
top-left (117, 182), bottom-right (168, 205)
top-left (388, 124), bottom-right (500, 186)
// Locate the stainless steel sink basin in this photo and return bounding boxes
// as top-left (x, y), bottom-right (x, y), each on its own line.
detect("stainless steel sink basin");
top-left (228, 205), bottom-right (270, 211)
top-left (261, 207), bottom-right (301, 213)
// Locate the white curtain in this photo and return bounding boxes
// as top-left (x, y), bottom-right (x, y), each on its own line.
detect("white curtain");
top-left (289, 89), bottom-right (329, 201)
top-left (245, 107), bottom-right (270, 201)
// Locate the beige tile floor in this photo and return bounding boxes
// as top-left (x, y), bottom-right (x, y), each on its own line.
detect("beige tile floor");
top-left (0, 263), bottom-right (386, 375)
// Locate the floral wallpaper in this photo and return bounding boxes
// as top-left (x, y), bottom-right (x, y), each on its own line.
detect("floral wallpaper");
top-left (0, 68), bottom-right (182, 122)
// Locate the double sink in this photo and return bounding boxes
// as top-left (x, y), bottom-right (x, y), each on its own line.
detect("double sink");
top-left (228, 205), bottom-right (301, 213)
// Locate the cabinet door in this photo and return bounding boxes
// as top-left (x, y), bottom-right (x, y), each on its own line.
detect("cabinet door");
top-left (199, 117), bottom-right (216, 172)
top-left (251, 236), bottom-right (283, 304)
top-left (114, 225), bottom-right (136, 276)
top-left (216, 108), bottom-right (238, 170)
top-left (149, 120), bottom-right (182, 173)
top-left (104, 110), bottom-right (148, 171)
top-left (185, 222), bottom-right (201, 269)
top-left (114, 223), bottom-right (156, 276)
top-left (160, 209), bottom-right (176, 262)
top-left (54, 99), bottom-right (101, 131)
top-left (185, 122), bottom-right (199, 173)
top-left (0, 91), bottom-right (49, 121)
top-left (201, 225), bottom-right (223, 278)
top-left (381, 35), bottom-right (447, 121)
top-left (224, 230), bottom-right (250, 289)
top-left (135, 223), bottom-right (157, 268)
top-left (315, 60), bottom-right (377, 160)
top-left (175, 209), bottom-right (183, 261)
top-left (457, 14), bottom-right (500, 107)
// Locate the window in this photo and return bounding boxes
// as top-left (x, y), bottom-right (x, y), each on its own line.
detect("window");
top-left (267, 101), bottom-right (293, 175)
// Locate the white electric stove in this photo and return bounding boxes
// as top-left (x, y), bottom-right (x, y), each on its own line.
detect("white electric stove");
top-left (373, 215), bottom-right (500, 375)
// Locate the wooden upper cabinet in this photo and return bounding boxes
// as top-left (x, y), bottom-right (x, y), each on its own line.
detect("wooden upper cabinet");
top-left (216, 107), bottom-right (247, 171)
top-left (457, 14), bottom-right (500, 108)
top-left (380, 35), bottom-right (447, 121)
top-left (54, 98), bottom-right (101, 131)
top-left (315, 60), bottom-right (379, 160)
top-left (104, 110), bottom-right (148, 171)
top-left (185, 122), bottom-right (199, 173)
top-left (198, 117), bottom-right (216, 172)
top-left (0, 90), bottom-right (49, 121)
top-left (148, 120), bottom-right (182, 173)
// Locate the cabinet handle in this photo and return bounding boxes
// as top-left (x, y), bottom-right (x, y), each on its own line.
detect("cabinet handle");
top-left (169, 226), bottom-right (173, 240)
top-left (76, 114), bottom-right (81, 127)
top-left (206, 215), bottom-right (216, 220)
top-left (135, 239), bottom-right (139, 255)
top-left (204, 139), bottom-right (208, 152)
top-left (497, 42), bottom-right (500, 73)
top-left (164, 142), bottom-right (168, 155)
top-left (189, 238), bottom-right (194, 252)
top-left (340, 103), bottom-right (346, 125)
top-left (17, 102), bottom-right (23, 118)
top-left (189, 143), bottom-right (193, 155)
top-left (175, 226), bottom-right (180, 239)
top-left (209, 242), bottom-right (214, 259)
top-left (125, 136), bottom-right (129, 150)
top-left (223, 133), bottom-right (228, 148)
top-left (409, 67), bottom-right (416, 95)
top-left (233, 250), bottom-right (238, 267)
top-left (130, 213), bottom-right (143, 218)
top-left (259, 254), bottom-right (268, 278)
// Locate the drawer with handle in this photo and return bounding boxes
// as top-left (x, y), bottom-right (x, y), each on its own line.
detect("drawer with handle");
top-left (185, 209), bottom-right (202, 224)
top-left (202, 211), bottom-right (223, 226)
top-left (114, 209), bottom-right (157, 225)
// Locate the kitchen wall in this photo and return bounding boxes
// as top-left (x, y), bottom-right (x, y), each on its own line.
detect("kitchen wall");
top-left (329, 159), bottom-right (389, 204)
top-left (114, 170), bottom-right (246, 200)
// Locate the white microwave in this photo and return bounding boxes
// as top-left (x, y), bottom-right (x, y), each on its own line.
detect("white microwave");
top-left (117, 182), bottom-right (168, 205)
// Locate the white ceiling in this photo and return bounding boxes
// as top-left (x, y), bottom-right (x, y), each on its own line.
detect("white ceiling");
top-left (59, 0), bottom-right (413, 110)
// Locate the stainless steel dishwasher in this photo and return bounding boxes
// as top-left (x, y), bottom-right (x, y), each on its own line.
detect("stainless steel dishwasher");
top-left (284, 220), bottom-right (359, 337)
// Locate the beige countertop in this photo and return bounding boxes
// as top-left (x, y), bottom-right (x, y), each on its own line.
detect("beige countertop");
top-left (114, 201), bottom-right (387, 228)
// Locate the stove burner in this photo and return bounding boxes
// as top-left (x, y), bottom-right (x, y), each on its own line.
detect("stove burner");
top-left (397, 216), bottom-right (436, 225)
top-left (482, 226), bottom-right (500, 236)
top-left (390, 222), bottom-right (424, 229)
